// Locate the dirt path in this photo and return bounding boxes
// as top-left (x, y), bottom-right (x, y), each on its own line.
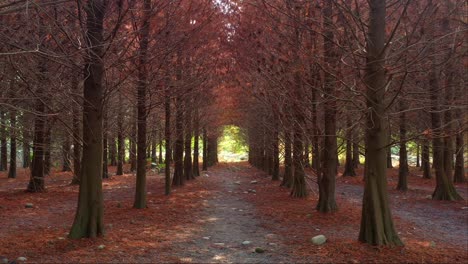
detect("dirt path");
top-left (173, 165), bottom-right (291, 263)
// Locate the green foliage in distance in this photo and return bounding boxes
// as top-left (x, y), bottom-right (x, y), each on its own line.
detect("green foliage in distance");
top-left (218, 125), bottom-right (248, 162)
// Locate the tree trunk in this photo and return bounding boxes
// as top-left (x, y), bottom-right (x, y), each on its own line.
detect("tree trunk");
top-left (71, 77), bottom-right (81, 184)
top-left (69, 0), bottom-right (106, 238)
top-left (453, 132), bottom-right (465, 183)
top-left (0, 111), bottom-right (7, 171)
top-left (281, 131), bottom-right (292, 188)
top-left (192, 108), bottom-right (200, 177)
top-left (130, 106), bottom-right (137, 172)
top-left (272, 127), bottom-right (279, 180)
top-left (164, 83), bottom-right (171, 195)
top-left (422, 139), bottom-right (431, 179)
top-left (343, 117), bottom-right (356, 177)
top-left (172, 96), bottom-right (185, 186)
top-left (291, 127), bottom-right (307, 198)
top-left (317, 0), bottom-right (337, 212)
top-left (150, 135), bottom-right (157, 165)
top-left (353, 126), bottom-right (360, 168)
top-left (386, 129), bottom-right (393, 168)
top-left (43, 121), bottom-right (52, 175)
top-left (62, 136), bottom-right (71, 172)
top-left (207, 134), bottom-right (218, 167)
top-left (184, 98), bottom-right (194, 181)
top-left (358, 0), bottom-right (402, 246)
top-left (134, 0), bottom-right (151, 209)
top-left (22, 136), bottom-right (30, 169)
top-left (8, 110), bottom-right (17, 178)
top-left (102, 108), bottom-right (108, 179)
top-left (428, 6), bottom-right (462, 200)
top-left (116, 92), bottom-right (124, 176)
top-left (109, 137), bottom-right (116, 166)
top-left (416, 143), bottom-right (420, 168)
top-left (397, 108), bottom-right (408, 191)
top-left (27, 55), bottom-right (47, 192)
top-left (202, 128), bottom-right (208, 171)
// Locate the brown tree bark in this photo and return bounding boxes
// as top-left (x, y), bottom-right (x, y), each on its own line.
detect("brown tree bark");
top-left (71, 76), bottom-right (81, 184)
top-left (62, 136), bottom-right (71, 172)
top-left (8, 110), bottom-right (16, 178)
top-left (397, 106), bottom-right (408, 191)
top-left (358, 0), bottom-right (402, 246)
top-left (102, 108), bottom-right (108, 179)
top-left (164, 82), bottom-right (171, 195)
top-left (317, 0), bottom-right (337, 212)
top-left (0, 111), bottom-right (7, 171)
top-left (27, 54), bottom-right (47, 192)
top-left (134, 0), bottom-right (152, 209)
top-left (69, 0), bottom-right (107, 238)
top-left (343, 117), bottom-right (356, 177)
top-left (116, 91), bottom-right (124, 176)
top-left (184, 98), bottom-right (194, 181)
top-left (281, 127), bottom-right (292, 187)
top-left (422, 139), bottom-right (431, 179)
top-left (192, 108), bottom-right (200, 177)
top-left (202, 128), bottom-right (208, 171)
top-left (172, 96), bottom-right (185, 186)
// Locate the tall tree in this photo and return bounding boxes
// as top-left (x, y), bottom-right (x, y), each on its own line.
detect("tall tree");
top-left (358, 0), bottom-right (403, 246)
top-left (134, 0), bottom-right (152, 209)
top-left (8, 109), bottom-right (16, 178)
top-left (69, 0), bottom-right (107, 238)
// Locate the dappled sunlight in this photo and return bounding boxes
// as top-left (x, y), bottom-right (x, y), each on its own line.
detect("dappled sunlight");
top-left (218, 125), bottom-right (249, 163)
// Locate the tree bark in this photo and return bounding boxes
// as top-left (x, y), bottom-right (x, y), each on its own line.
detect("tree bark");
top-left (202, 128), bottom-right (208, 171)
top-left (130, 106), bottom-right (137, 172)
top-left (0, 111), bottom-right (7, 171)
top-left (416, 143), bottom-right (420, 168)
top-left (184, 98), bottom-right (194, 181)
top-left (27, 54), bottom-right (47, 192)
top-left (71, 76), bottom-right (81, 184)
top-left (343, 117), bottom-right (356, 177)
top-left (116, 91), bottom-right (124, 176)
top-left (422, 139), bottom-right (431, 179)
top-left (164, 82), bottom-right (171, 195)
top-left (453, 131), bottom-right (465, 183)
top-left (358, 0), bottom-right (402, 246)
top-left (134, 0), bottom-right (151, 209)
top-left (397, 107), bottom-right (408, 191)
top-left (62, 136), bottom-right (71, 172)
top-left (352, 126), bottom-right (360, 168)
top-left (192, 108), bottom-right (200, 177)
top-left (102, 108), bottom-right (108, 179)
top-left (69, 0), bottom-right (107, 239)
top-left (172, 96), bottom-right (185, 186)
top-left (43, 120), bottom-right (52, 175)
top-left (272, 127), bottom-right (279, 180)
top-left (8, 110), bottom-right (17, 178)
top-left (281, 129), bottom-right (292, 187)
top-left (317, 0), bottom-right (337, 212)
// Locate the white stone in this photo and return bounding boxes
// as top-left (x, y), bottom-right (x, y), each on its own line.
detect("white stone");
top-left (250, 180), bottom-right (258, 184)
top-left (98, 244), bottom-right (106, 250)
top-left (311, 235), bottom-right (327, 245)
top-left (202, 237), bottom-right (210, 240)
top-left (242, 241), bottom-right (252, 245)
top-left (17, 257), bottom-right (28, 262)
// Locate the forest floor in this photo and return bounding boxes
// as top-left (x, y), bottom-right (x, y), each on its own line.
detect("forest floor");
top-left (0, 163), bottom-right (467, 263)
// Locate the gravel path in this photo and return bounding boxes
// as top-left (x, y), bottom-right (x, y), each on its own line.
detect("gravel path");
top-left (174, 165), bottom-right (291, 263)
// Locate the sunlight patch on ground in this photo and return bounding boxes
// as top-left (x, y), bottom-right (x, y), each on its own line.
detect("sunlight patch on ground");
top-left (213, 254), bottom-right (226, 261)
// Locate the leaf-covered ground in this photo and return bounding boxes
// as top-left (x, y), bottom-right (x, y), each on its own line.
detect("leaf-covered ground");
top-left (0, 163), bottom-right (466, 263)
